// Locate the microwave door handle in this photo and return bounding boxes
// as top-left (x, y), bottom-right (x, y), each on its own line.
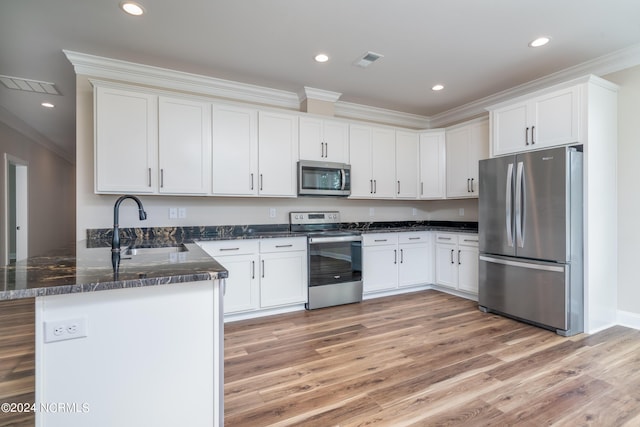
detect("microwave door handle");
top-left (340, 169), bottom-right (346, 191)
top-left (506, 163), bottom-right (514, 247)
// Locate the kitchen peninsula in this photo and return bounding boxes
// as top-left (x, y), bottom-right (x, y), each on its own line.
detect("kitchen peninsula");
top-left (0, 239), bottom-right (227, 427)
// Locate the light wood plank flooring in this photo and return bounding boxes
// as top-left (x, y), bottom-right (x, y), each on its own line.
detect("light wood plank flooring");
top-left (2, 291), bottom-right (640, 426)
top-left (225, 290), bottom-right (640, 426)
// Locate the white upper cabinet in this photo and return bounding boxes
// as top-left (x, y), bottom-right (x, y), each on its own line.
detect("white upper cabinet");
top-left (349, 124), bottom-right (396, 199)
top-left (445, 119), bottom-right (489, 198)
top-left (395, 130), bottom-right (419, 199)
top-left (95, 86), bottom-right (158, 193)
top-left (211, 104), bottom-right (258, 196)
top-left (418, 130), bottom-right (446, 199)
top-left (158, 97), bottom-right (211, 194)
top-left (491, 85), bottom-right (581, 156)
top-left (257, 111), bottom-right (299, 197)
top-left (299, 117), bottom-right (349, 163)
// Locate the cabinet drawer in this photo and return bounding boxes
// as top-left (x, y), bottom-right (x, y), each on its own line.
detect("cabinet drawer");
top-left (197, 240), bottom-right (259, 256)
top-left (458, 234), bottom-right (479, 247)
top-left (362, 233), bottom-right (398, 246)
top-left (260, 237), bottom-right (306, 253)
top-left (398, 231), bottom-right (430, 244)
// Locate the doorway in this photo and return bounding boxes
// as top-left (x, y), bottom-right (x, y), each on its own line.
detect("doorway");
top-left (4, 154), bottom-right (28, 265)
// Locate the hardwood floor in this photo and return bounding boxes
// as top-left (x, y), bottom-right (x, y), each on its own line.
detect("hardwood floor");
top-left (225, 290), bottom-right (640, 426)
top-left (2, 291), bottom-right (640, 426)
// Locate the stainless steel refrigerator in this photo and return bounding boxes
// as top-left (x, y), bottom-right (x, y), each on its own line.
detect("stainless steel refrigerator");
top-left (478, 146), bottom-right (583, 336)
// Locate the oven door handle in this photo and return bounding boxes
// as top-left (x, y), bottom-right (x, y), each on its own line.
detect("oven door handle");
top-left (308, 235), bottom-right (362, 244)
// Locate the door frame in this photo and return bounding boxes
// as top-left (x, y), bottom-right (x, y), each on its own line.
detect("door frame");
top-left (3, 154), bottom-right (28, 265)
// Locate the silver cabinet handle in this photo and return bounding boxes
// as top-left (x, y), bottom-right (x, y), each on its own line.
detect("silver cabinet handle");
top-left (370, 179), bottom-right (373, 194)
top-left (220, 247), bottom-right (240, 251)
top-left (458, 250), bottom-right (461, 265)
top-left (160, 168), bottom-right (164, 188)
top-left (321, 142), bottom-right (325, 158)
top-left (250, 173), bottom-right (254, 190)
top-left (394, 249), bottom-right (397, 264)
top-left (463, 239), bottom-right (478, 243)
top-left (148, 168), bottom-right (152, 187)
top-left (467, 178), bottom-right (471, 192)
top-left (275, 244), bottom-right (293, 248)
top-left (374, 239), bottom-right (387, 242)
top-left (260, 174), bottom-right (263, 191)
top-left (531, 125), bottom-right (535, 144)
top-left (374, 180), bottom-right (377, 194)
top-left (251, 260), bottom-right (255, 279)
top-left (261, 260), bottom-right (265, 278)
top-left (525, 127), bottom-right (530, 145)
top-left (438, 237), bottom-right (452, 241)
top-left (421, 182), bottom-right (424, 196)
top-left (470, 178), bottom-right (475, 193)
top-left (397, 180), bottom-right (400, 195)
top-left (450, 249), bottom-right (454, 264)
top-left (408, 237), bottom-right (420, 240)
top-left (324, 142), bottom-right (328, 158)
top-left (400, 249), bottom-right (404, 264)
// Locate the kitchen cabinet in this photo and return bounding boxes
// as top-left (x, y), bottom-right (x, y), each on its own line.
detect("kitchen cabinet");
top-left (418, 130), bottom-right (446, 199)
top-left (258, 111), bottom-right (299, 197)
top-left (434, 232), bottom-right (478, 295)
top-left (94, 85), bottom-right (158, 193)
top-left (299, 117), bottom-right (349, 163)
top-left (395, 130), bottom-right (420, 199)
top-left (349, 124), bottom-right (396, 199)
top-left (362, 232), bottom-right (432, 294)
top-left (445, 118), bottom-right (489, 198)
top-left (198, 237), bottom-right (307, 316)
top-left (490, 85), bottom-right (581, 156)
top-left (211, 104), bottom-right (258, 196)
top-left (158, 97), bottom-right (211, 194)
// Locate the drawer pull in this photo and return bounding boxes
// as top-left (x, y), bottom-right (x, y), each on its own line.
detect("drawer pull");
top-left (275, 244), bottom-right (293, 248)
top-left (438, 237), bottom-right (452, 241)
top-left (374, 239), bottom-right (387, 242)
top-left (220, 247), bottom-right (240, 251)
top-left (463, 239), bottom-right (478, 243)
top-left (408, 237), bottom-right (421, 240)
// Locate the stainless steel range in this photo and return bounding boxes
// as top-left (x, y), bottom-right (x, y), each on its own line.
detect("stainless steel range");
top-left (290, 211), bottom-right (362, 310)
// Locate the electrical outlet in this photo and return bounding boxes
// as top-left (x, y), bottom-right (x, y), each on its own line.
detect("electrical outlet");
top-left (178, 208), bottom-right (186, 219)
top-left (169, 208), bottom-right (178, 219)
top-left (44, 318), bottom-right (88, 343)
top-left (459, 208), bottom-right (465, 217)
top-left (269, 208), bottom-right (276, 218)
top-left (369, 207), bottom-right (375, 217)
top-left (412, 208), bottom-right (418, 216)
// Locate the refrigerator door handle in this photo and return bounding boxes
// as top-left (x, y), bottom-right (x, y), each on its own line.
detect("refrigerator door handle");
top-left (506, 163), bottom-right (514, 247)
top-left (479, 255), bottom-right (565, 273)
top-left (515, 161), bottom-right (525, 248)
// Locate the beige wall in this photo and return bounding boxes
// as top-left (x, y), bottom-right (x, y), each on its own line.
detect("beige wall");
top-left (75, 75), bottom-right (476, 239)
top-left (0, 121), bottom-right (75, 260)
top-left (604, 65), bottom-right (640, 316)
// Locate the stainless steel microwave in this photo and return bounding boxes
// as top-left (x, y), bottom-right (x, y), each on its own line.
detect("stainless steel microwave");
top-left (298, 160), bottom-right (351, 196)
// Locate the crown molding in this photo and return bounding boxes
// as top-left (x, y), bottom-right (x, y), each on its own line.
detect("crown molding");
top-left (335, 101), bottom-right (430, 129)
top-left (430, 42), bottom-right (640, 128)
top-left (298, 86), bottom-right (342, 103)
top-left (0, 106), bottom-right (75, 164)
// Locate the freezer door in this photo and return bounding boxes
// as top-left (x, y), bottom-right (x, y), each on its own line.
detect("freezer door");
top-left (515, 147), bottom-right (570, 261)
top-left (479, 156), bottom-right (515, 256)
top-left (479, 255), bottom-right (569, 331)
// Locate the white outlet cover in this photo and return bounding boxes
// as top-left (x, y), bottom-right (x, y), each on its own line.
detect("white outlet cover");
top-left (169, 208), bottom-right (178, 219)
top-left (178, 208), bottom-right (186, 218)
top-left (44, 318), bottom-right (88, 343)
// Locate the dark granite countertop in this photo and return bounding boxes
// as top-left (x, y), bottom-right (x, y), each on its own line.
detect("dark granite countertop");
top-left (0, 241), bottom-right (228, 301)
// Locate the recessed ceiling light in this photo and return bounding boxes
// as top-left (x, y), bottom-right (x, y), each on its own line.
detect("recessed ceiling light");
top-left (314, 54), bottom-right (329, 63)
top-left (41, 102), bottom-right (55, 108)
top-left (529, 36), bottom-right (551, 48)
top-left (120, 1), bottom-right (145, 16)
top-left (432, 84), bottom-right (444, 91)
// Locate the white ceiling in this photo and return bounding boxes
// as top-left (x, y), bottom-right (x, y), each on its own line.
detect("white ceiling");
top-left (2, 0), bottom-right (640, 161)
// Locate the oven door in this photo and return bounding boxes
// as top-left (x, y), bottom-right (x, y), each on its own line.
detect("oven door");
top-left (307, 236), bottom-right (362, 309)
top-left (298, 161), bottom-right (351, 196)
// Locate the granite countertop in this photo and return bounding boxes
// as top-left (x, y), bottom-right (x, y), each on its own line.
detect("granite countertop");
top-left (0, 241), bottom-right (228, 301)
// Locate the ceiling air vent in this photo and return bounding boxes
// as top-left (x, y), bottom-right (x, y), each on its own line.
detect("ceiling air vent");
top-left (0, 75), bottom-right (60, 95)
top-left (353, 51), bottom-right (384, 68)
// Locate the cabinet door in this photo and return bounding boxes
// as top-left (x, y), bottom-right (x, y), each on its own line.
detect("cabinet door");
top-left (419, 131), bottom-right (446, 199)
top-left (395, 130), bottom-right (419, 199)
top-left (258, 111), bottom-right (298, 197)
top-left (467, 120), bottom-right (489, 196)
top-left (445, 126), bottom-right (471, 198)
top-left (435, 243), bottom-right (457, 289)
top-left (158, 97), bottom-right (211, 194)
top-left (95, 86), bottom-right (157, 193)
top-left (371, 127), bottom-right (396, 198)
top-left (398, 243), bottom-right (431, 288)
top-left (212, 105), bottom-right (258, 196)
top-left (531, 86), bottom-right (581, 149)
top-left (217, 255), bottom-right (260, 314)
top-left (492, 102), bottom-right (528, 156)
top-left (259, 251), bottom-right (307, 307)
top-left (322, 120), bottom-right (349, 163)
top-left (299, 117), bottom-right (324, 161)
top-left (349, 125), bottom-right (374, 198)
top-left (363, 245), bottom-right (398, 293)
top-left (457, 245), bottom-right (478, 294)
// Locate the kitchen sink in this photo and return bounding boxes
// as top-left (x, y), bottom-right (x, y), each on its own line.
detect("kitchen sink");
top-left (121, 244), bottom-right (189, 256)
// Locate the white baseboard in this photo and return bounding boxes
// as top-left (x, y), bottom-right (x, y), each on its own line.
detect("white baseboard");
top-left (617, 310), bottom-right (640, 331)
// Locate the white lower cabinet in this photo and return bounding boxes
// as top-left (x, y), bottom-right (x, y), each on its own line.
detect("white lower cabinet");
top-left (198, 237), bottom-right (307, 315)
top-left (362, 232), bottom-right (432, 294)
top-left (435, 233), bottom-right (479, 295)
